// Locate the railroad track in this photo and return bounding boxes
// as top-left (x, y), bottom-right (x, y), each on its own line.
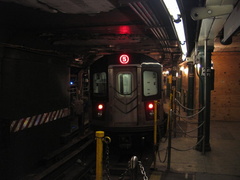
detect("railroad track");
top-left (101, 144), bottom-right (155, 180)
top-left (23, 129), bottom-right (156, 180)
top-left (24, 131), bottom-right (95, 180)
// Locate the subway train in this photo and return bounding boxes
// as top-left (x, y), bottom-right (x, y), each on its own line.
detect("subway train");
top-left (89, 53), bottom-right (166, 149)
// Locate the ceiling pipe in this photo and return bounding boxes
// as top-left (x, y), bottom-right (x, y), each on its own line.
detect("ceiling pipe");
top-left (136, 2), bottom-right (168, 47)
top-left (129, 2), bottom-right (173, 53)
top-left (130, 2), bottom-right (162, 41)
top-left (128, 3), bottom-right (161, 39)
top-left (139, 1), bottom-right (172, 52)
top-left (139, 2), bottom-right (172, 52)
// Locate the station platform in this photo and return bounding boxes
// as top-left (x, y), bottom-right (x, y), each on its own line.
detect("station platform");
top-left (149, 119), bottom-right (240, 180)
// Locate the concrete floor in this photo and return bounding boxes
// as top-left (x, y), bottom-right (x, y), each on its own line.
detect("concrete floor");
top-left (150, 107), bottom-right (240, 179)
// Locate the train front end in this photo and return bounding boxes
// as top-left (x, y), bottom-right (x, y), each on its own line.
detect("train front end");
top-left (89, 53), bottom-right (164, 149)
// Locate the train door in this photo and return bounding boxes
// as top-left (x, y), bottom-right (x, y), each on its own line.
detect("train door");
top-left (108, 65), bottom-right (138, 126)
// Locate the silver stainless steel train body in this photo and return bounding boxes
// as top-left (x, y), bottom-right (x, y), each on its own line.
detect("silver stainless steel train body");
top-left (89, 53), bottom-right (165, 148)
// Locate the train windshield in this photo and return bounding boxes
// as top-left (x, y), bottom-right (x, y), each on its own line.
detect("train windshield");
top-left (117, 73), bottom-right (132, 95)
top-left (93, 72), bottom-right (107, 94)
top-left (143, 71), bottom-right (158, 96)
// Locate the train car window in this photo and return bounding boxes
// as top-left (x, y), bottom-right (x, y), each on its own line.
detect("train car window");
top-left (93, 72), bottom-right (107, 94)
top-left (117, 73), bottom-right (132, 95)
top-left (143, 71), bottom-right (158, 96)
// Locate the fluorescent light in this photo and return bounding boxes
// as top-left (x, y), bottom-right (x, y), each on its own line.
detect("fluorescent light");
top-left (163, 0), bottom-right (187, 60)
top-left (163, 0), bottom-right (180, 20)
top-left (181, 53), bottom-right (186, 61)
top-left (174, 21), bottom-right (185, 45)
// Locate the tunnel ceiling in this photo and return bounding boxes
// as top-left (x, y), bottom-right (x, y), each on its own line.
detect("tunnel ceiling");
top-left (0, 0), bottom-right (202, 69)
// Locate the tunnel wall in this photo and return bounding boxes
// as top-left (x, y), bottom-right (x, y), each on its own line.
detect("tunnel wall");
top-left (0, 47), bottom-right (70, 179)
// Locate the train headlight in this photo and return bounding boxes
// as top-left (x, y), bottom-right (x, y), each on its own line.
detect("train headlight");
top-left (149, 110), bottom-right (154, 116)
top-left (97, 112), bottom-right (103, 117)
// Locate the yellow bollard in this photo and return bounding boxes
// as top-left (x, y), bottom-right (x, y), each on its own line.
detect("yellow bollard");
top-left (96, 131), bottom-right (104, 180)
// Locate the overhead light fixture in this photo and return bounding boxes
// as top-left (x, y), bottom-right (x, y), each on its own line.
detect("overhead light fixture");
top-left (163, 0), bottom-right (187, 60)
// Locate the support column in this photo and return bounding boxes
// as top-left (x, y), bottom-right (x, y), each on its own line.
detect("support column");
top-left (172, 63), bottom-right (177, 138)
top-left (196, 42), bottom-right (213, 152)
top-left (187, 62), bottom-right (194, 116)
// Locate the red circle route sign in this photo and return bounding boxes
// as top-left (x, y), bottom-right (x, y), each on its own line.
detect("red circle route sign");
top-left (119, 54), bottom-right (129, 64)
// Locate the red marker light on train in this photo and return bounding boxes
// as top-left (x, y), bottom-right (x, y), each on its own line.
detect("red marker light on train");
top-left (147, 103), bottom-right (154, 110)
top-left (146, 102), bottom-right (154, 120)
top-left (119, 54), bottom-right (129, 64)
top-left (97, 104), bottom-right (104, 117)
top-left (97, 104), bottom-right (104, 110)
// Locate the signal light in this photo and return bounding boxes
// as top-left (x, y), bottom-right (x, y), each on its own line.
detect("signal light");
top-left (119, 54), bottom-right (129, 64)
